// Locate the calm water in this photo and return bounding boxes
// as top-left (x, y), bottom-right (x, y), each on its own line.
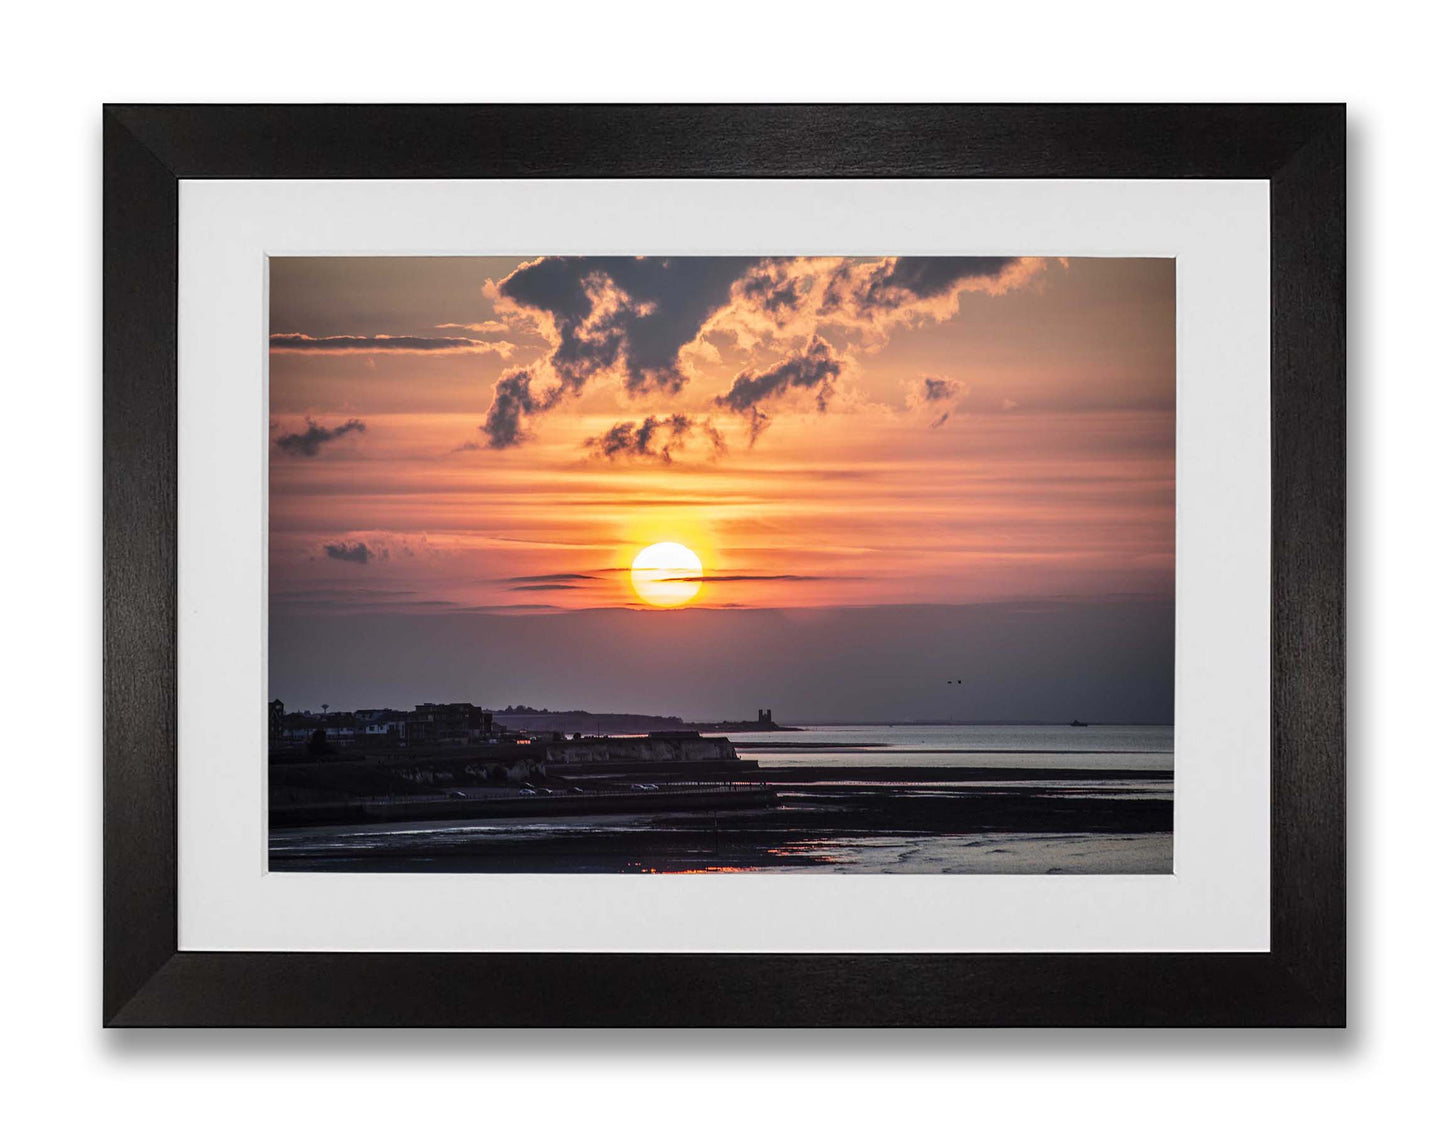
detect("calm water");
top-left (715, 723), bottom-right (1173, 772)
top-left (271, 723), bottom-right (1173, 874)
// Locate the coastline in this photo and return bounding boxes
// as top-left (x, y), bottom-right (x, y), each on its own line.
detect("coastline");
top-left (269, 722), bottom-right (1172, 874)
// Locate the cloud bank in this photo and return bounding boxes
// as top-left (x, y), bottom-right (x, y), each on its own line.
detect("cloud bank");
top-left (477, 255), bottom-right (1043, 450)
top-left (479, 257), bottom-right (757, 448)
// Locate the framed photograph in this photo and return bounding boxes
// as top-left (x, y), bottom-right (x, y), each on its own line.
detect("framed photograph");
top-left (104, 104), bottom-right (1344, 1026)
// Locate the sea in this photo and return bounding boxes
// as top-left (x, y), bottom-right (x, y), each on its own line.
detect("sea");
top-left (722, 723), bottom-right (1173, 771)
top-left (270, 724), bottom-right (1174, 875)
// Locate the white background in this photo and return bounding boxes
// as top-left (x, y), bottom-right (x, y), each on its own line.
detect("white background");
top-left (3, 2), bottom-right (1436, 1123)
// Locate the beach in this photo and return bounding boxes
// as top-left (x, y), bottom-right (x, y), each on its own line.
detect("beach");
top-left (270, 724), bottom-right (1173, 874)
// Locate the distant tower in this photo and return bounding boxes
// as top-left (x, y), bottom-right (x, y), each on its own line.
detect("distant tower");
top-left (268, 699), bottom-right (285, 745)
top-left (758, 708), bottom-right (772, 724)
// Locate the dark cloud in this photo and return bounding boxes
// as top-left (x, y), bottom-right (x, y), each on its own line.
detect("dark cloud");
top-left (740, 261), bottom-right (806, 313)
top-left (500, 256), bottom-right (757, 393)
top-left (475, 256), bottom-right (1025, 451)
top-left (920, 376), bottom-right (961, 401)
top-left (270, 333), bottom-right (510, 355)
top-left (821, 257), bottom-right (1019, 314)
top-left (716, 337), bottom-right (843, 413)
top-left (323, 541), bottom-right (373, 565)
top-left (700, 419), bottom-right (728, 456)
top-left (907, 374), bottom-right (966, 429)
top-left (714, 336), bottom-right (844, 443)
top-left (481, 257), bottom-right (758, 447)
top-left (481, 369), bottom-right (543, 449)
top-left (510, 583), bottom-right (584, 591)
top-left (276, 417), bottom-right (367, 457)
top-left (505, 572), bottom-right (601, 583)
top-left (583, 413), bottom-right (724, 463)
top-left (589, 416), bottom-right (673, 461)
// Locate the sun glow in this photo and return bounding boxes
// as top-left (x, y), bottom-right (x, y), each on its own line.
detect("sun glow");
top-left (630, 542), bottom-right (704, 608)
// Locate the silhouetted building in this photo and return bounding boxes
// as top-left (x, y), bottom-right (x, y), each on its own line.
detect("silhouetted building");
top-left (758, 708), bottom-right (772, 724)
top-left (269, 699), bottom-right (285, 744)
top-left (271, 701), bottom-right (509, 750)
top-left (405, 703), bottom-right (502, 747)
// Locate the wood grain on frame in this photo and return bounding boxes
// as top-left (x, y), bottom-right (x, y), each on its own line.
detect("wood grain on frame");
top-left (102, 104), bottom-right (1345, 1027)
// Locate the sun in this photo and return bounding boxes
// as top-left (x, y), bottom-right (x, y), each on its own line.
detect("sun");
top-left (630, 542), bottom-right (703, 608)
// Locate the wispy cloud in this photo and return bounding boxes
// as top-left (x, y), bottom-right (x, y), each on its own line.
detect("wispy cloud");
top-left (505, 572), bottom-right (602, 583)
top-left (906, 374), bottom-right (969, 429)
top-left (659, 573), bottom-right (850, 584)
top-left (272, 587), bottom-right (417, 603)
top-left (701, 256), bottom-right (1041, 357)
top-left (275, 417), bottom-right (366, 457)
top-left (715, 336), bottom-right (845, 443)
top-left (583, 413), bottom-right (727, 464)
top-left (435, 321), bottom-right (509, 334)
top-left (453, 603), bottom-right (564, 614)
top-left (271, 332), bottom-right (515, 357)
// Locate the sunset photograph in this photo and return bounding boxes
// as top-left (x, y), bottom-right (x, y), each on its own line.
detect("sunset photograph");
top-left (267, 253), bottom-right (1175, 874)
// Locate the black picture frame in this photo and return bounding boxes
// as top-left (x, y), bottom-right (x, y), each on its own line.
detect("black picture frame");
top-left (104, 104), bottom-right (1344, 1027)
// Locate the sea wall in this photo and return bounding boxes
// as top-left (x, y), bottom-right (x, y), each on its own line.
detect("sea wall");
top-left (540, 733), bottom-right (735, 766)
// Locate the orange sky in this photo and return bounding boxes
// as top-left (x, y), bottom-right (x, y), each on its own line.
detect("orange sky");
top-left (269, 255), bottom-right (1174, 618)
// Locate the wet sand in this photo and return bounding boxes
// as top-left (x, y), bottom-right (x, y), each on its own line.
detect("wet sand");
top-left (270, 767), bottom-right (1172, 874)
